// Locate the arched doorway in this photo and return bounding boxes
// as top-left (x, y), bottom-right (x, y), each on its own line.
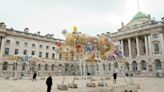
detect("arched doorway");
top-left (141, 60), bottom-right (147, 71)
top-left (155, 59), bottom-right (162, 71)
top-left (132, 61), bottom-right (137, 72)
top-left (2, 62), bottom-right (8, 70)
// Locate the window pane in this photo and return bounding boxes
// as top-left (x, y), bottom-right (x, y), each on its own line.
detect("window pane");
top-left (6, 40), bottom-right (10, 43)
top-left (46, 52), bottom-right (49, 58)
top-left (32, 51), bottom-right (35, 55)
top-left (5, 48), bottom-right (9, 55)
top-left (16, 41), bottom-right (20, 45)
top-left (15, 49), bottom-right (19, 55)
top-left (39, 52), bottom-right (42, 57)
top-left (23, 50), bottom-right (27, 55)
top-left (32, 44), bottom-right (35, 48)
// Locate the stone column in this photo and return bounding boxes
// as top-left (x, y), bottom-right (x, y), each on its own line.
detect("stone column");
top-left (144, 35), bottom-right (148, 56)
top-left (128, 38), bottom-right (132, 58)
top-left (160, 33), bottom-right (164, 55)
top-left (0, 38), bottom-right (5, 58)
top-left (148, 35), bottom-right (152, 56)
top-left (121, 40), bottom-right (124, 56)
top-left (136, 37), bottom-right (140, 57)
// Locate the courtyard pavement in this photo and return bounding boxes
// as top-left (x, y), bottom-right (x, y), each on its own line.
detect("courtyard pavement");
top-left (0, 76), bottom-right (164, 92)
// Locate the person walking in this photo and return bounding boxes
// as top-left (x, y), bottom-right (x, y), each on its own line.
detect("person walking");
top-left (46, 73), bottom-right (52, 92)
top-left (33, 72), bottom-right (37, 81)
top-left (113, 68), bottom-right (118, 84)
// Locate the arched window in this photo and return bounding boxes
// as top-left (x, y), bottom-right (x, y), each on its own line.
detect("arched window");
top-left (132, 61), bottom-right (137, 72)
top-left (59, 64), bottom-right (62, 71)
top-left (2, 62), bottom-right (8, 70)
top-left (38, 64), bottom-right (41, 71)
top-left (45, 64), bottom-right (48, 71)
top-left (65, 64), bottom-right (69, 72)
top-left (155, 59), bottom-right (161, 70)
top-left (52, 64), bottom-right (54, 71)
top-left (108, 63), bottom-right (111, 71)
top-left (22, 63), bottom-right (26, 71)
top-left (141, 60), bottom-right (146, 70)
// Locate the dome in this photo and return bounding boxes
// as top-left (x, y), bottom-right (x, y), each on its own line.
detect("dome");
top-left (132, 12), bottom-right (149, 21)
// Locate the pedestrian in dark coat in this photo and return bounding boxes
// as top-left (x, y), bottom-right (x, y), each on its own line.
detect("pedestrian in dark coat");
top-left (46, 73), bottom-right (52, 92)
top-left (33, 72), bottom-right (37, 81)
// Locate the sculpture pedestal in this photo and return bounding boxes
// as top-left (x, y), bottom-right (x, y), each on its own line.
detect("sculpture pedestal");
top-left (68, 83), bottom-right (78, 88)
top-left (98, 82), bottom-right (107, 87)
top-left (57, 84), bottom-right (68, 90)
top-left (86, 82), bottom-right (96, 87)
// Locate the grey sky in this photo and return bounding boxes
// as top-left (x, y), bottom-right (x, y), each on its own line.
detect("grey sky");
top-left (0, 0), bottom-right (164, 39)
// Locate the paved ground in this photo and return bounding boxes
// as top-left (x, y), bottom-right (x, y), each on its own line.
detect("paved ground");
top-left (0, 76), bottom-right (164, 92)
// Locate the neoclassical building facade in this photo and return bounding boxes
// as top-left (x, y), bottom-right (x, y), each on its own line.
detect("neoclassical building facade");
top-left (0, 12), bottom-right (164, 78)
top-left (103, 12), bottom-right (164, 77)
top-left (0, 24), bottom-right (82, 77)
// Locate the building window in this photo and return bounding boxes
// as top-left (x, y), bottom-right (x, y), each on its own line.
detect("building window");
top-left (39, 45), bottom-right (42, 48)
top-left (46, 52), bottom-right (49, 58)
top-left (5, 48), bottom-right (9, 55)
top-left (154, 43), bottom-right (159, 54)
top-left (32, 44), bottom-right (35, 48)
top-left (155, 59), bottom-right (161, 70)
top-left (23, 50), bottom-right (27, 55)
top-left (32, 51), bottom-right (35, 55)
top-left (16, 41), bottom-right (20, 46)
top-left (132, 61), bottom-right (137, 72)
top-left (52, 53), bottom-right (55, 59)
top-left (39, 52), bottom-right (42, 57)
top-left (141, 60), bottom-right (147, 70)
top-left (6, 40), bottom-right (10, 44)
top-left (52, 47), bottom-right (55, 50)
top-left (153, 34), bottom-right (158, 38)
top-left (46, 46), bottom-right (49, 49)
top-left (15, 49), bottom-right (19, 55)
top-left (2, 62), bottom-right (8, 70)
top-left (24, 42), bottom-right (28, 46)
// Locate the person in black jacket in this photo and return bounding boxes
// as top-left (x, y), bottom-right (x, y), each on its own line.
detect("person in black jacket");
top-left (33, 72), bottom-right (37, 82)
top-left (46, 73), bottom-right (52, 92)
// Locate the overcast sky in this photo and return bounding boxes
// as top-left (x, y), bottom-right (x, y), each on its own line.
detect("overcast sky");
top-left (0, 0), bottom-right (164, 39)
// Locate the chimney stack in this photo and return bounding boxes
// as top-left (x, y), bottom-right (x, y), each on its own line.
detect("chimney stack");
top-left (37, 31), bottom-right (40, 35)
top-left (0, 22), bottom-right (6, 28)
top-left (24, 28), bottom-right (29, 33)
top-left (161, 17), bottom-right (164, 22)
